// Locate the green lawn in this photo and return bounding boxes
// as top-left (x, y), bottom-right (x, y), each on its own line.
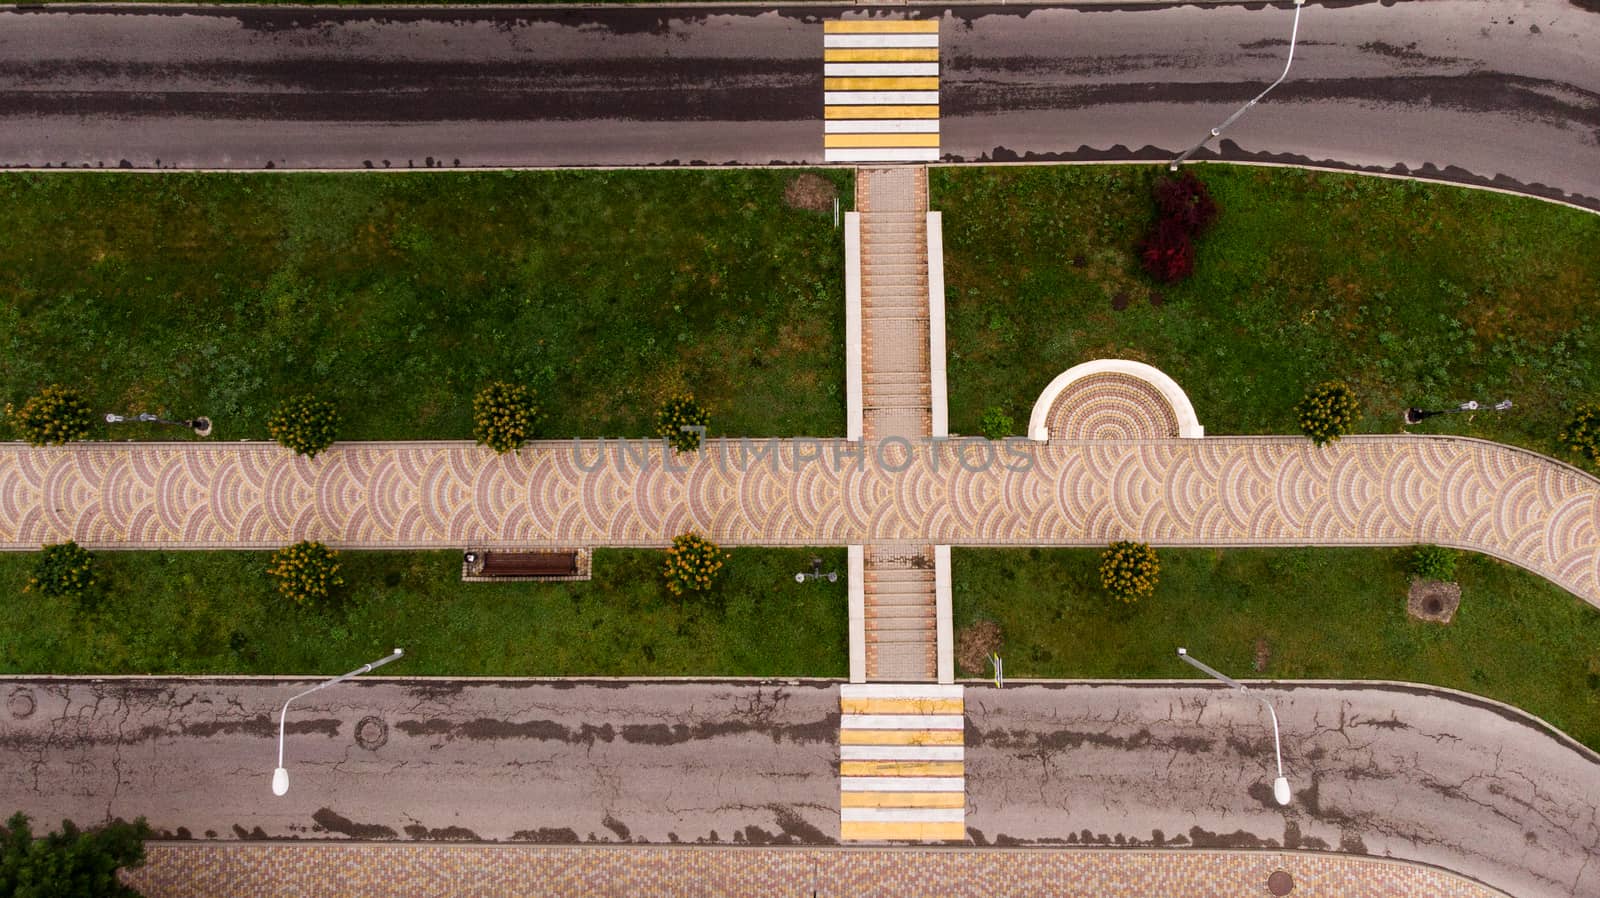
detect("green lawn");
top-left (0, 169), bottom-right (849, 443)
top-left (953, 547), bottom-right (1600, 750)
top-left (933, 164), bottom-right (1600, 462)
top-left (0, 548), bottom-right (848, 678)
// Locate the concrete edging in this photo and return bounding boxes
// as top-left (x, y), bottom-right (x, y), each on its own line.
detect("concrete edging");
top-left (934, 544), bottom-right (953, 684)
top-left (845, 211), bottom-right (863, 443)
top-left (848, 545), bottom-right (865, 683)
top-left (926, 211), bottom-right (949, 440)
top-left (1026, 358), bottom-right (1204, 440)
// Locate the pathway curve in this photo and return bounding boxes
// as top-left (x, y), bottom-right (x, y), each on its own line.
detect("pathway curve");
top-left (1, 434), bottom-right (1596, 604)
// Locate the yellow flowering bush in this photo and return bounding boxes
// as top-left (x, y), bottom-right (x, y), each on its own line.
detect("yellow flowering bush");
top-left (474, 382), bottom-right (540, 455)
top-left (663, 531), bottom-right (727, 597)
top-left (1100, 540), bottom-right (1159, 604)
top-left (27, 541), bottom-right (97, 600)
top-left (656, 394), bottom-right (711, 453)
top-left (267, 395), bottom-right (341, 457)
top-left (1295, 381), bottom-right (1359, 446)
top-left (268, 540), bottom-right (345, 608)
top-left (1560, 404), bottom-right (1600, 467)
top-left (16, 385), bottom-right (94, 446)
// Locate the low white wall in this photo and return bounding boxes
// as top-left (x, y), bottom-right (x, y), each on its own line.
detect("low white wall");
top-left (1027, 359), bottom-right (1205, 441)
top-left (934, 545), bottom-right (953, 685)
top-left (845, 213), bottom-right (863, 443)
top-left (926, 212), bottom-right (949, 439)
top-left (848, 545), bottom-right (866, 684)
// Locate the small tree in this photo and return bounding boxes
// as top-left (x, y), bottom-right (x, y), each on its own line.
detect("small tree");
top-left (1560, 404), bottom-right (1600, 466)
top-left (268, 540), bottom-right (345, 608)
top-left (0, 812), bottom-right (151, 898)
top-left (1296, 381), bottom-right (1360, 446)
top-left (657, 394), bottom-right (711, 453)
top-left (663, 532), bottom-right (727, 597)
top-left (26, 541), bottom-right (97, 600)
top-left (1100, 540), bottom-right (1159, 604)
top-left (473, 382), bottom-right (540, 454)
top-left (979, 406), bottom-right (1014, 441)
top-left (1409, 545), bottom-right (1459, 581)
top-left (267, 395), bottom-right (340, 458)
top-left (15, 385), bottom-right (94, 446)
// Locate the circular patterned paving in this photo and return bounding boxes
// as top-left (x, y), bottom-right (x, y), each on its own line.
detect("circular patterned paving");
top-left (1045, 373), bottom-right (1181, 440)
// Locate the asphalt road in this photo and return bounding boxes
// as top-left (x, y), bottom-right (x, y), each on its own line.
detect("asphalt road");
top-left (2, 677), bottom-right (1595, 897)
top-left (0, 1), bottom-right (1596, 207)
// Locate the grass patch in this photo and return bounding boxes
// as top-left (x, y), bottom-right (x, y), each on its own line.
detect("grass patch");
top-left (0, 548), bottom-right (847, 678)
top-left (0, 169), bottom-right (850, 442)
top-left (953, 547), bottom-right (1600, 751)
top-left (933, 164), bottom-right (1600, 459)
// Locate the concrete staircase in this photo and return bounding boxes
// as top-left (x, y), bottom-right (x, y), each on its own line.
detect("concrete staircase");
top-left (864, 543), bottom-right (937, 681)
top-left (857, 167), bottom-right (932, 443)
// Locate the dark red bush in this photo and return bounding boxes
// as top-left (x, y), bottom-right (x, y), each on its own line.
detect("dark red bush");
top-left (1138, 218), bottom-right (1195, 283)
top-left (1154, 170), bottom-right (1219, 236)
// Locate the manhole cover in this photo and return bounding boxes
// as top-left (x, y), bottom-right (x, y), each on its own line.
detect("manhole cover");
top-left (354, 716), bottom-right (388, 751)
top-left (7, 689), bottom-right (35, 719)
top-left (1267, 870), bottom-right (1295, 896)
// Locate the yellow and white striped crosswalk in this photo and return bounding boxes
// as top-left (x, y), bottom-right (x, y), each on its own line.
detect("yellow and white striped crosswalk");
top-left (839, 684), bottom-right (966, 842)
top-left (823, 20), bottom-right (941, 163)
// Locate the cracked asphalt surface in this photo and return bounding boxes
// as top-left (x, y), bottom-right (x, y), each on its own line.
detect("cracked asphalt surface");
top-left (1, 678), bottom-right (1595, 897)
top-left (0, 1), bottom-right (1596, 207)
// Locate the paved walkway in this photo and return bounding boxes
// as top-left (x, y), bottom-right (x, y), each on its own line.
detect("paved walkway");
top-left (120, 843), bottom-right (1508, 898)
top-left (2, 435), bottom-right (1596, 603)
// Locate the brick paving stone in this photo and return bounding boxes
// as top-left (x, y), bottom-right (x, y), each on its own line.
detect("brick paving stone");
top-left (121, 843), bottom-right (1510, 898)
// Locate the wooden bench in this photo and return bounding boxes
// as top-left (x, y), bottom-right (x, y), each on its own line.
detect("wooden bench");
top-left (477, 551), bottom-right (578, 578)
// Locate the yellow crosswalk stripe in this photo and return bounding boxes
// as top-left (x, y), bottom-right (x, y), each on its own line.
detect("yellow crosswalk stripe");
top-left (825, 77), bottom-right (939, 91)
top-left (839, 697), bottom-right (964, 714)
top-left (825, 105), bottom-right (940, 120)
top-left (839, 760), bottom-right (964, 777)
top-left (840, 821), bottom-right (967, 841)
top-left (824, 48), bottom-right (940, 62)
top-left (824, 134), bottom-right (940, 149)
top-left (824, 20), bottom-right (941, 33)
top-left (840, 729), bottom-right (963, 746)
top-left (841, 792), bottom-right (966, 809)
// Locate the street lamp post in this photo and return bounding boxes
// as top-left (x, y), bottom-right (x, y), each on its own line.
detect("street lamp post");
top-left (273, 649), bottom-right (404, 796)
top-left (1403, 399), bottom-right (1512, 425)
top-left (1177, 647), bottom-right (1291, 806)
top-left (105, 412), bottom-right (213, 437)
top-left (1169, 0), bottom-right (1307, 171)
top-left (793, 555), bottom-right (839, 584)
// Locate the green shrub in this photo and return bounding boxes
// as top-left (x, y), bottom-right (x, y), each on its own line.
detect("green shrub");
top-left (0, 812), bottom-right (152, 898)
top-left (663, 532), bottom-right (727, 597)
top-left (1409, 545), bottom-right (1459, 581)
top-left (1295, 381), bottom-right (1360, 446)
top-left (979, 406), bottom-right (1014, 440)
top-left (1099, 540), bottom-right (1159, 603)
top-left (268, 541), bottom-right (345, 608)
top-left (27, 541), bottom-right (97, 600)
top-left (14, 385), bottom-right (94, 446)
top-left (473, 382), bottom-right (540, 454)
top-left (267, 395), bottom-right (340, 457)
top-left (656, 394), bottom-right (711, 453)
top-left (1559, 404), bottom-right (1600, 466)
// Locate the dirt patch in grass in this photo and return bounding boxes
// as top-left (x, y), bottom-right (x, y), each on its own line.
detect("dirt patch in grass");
top-left (956, 619), bottom-right (1002, 676)
top-left (784, 174), bottom-right (839, 213)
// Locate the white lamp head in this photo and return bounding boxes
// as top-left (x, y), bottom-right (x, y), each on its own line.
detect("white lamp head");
top-left (1273, 775), bottom-right (1291, 806)
top-left (272, 767), bottom-right (289, 796)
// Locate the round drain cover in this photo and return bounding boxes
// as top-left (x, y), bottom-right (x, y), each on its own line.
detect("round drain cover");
top-left (7, 689), bottom-right (35, 719)
top-left (1267, 871), bottom-right (1295, 896)
top-left (354, 716), bottom-right (389, 751)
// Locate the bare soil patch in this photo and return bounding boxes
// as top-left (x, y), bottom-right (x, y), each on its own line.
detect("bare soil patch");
top-left (957, 620), bottom-right (1002, 676)
top-left (784, 174), bottom-right (838, 213)
top-left (1407, 578), bottom-right (1461, 623)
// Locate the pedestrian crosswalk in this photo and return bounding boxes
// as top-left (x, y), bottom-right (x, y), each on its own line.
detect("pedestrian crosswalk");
top-left (838, 684), bottom-right (966, 842)
top-left (823, 20), bottom-right (941, 163)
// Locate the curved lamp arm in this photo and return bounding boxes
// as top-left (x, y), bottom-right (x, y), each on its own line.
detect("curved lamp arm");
top-left (273, 649), bottom-right (403, 796)
top-left (1177, 647), bottom-right (1292, 805)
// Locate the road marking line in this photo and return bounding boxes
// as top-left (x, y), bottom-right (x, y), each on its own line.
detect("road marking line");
top-left (823, 91), bottom-right (940, 106)
top-left (840, 713), bottom-right (963, 730)
top-left (839, 696), bottom-right (963, 713)
top-left (825, 76), bottom-right (939, 91)
top-left (841, 745), bottom-right (963, 761)
top-left (841, 776), bottom-right (965, 792)
top-left (825, 148), bottom-right (941, 162)
top-left (823, 34), bottom-right (940, 49)
top-left (840, 792), bottom-right (966, 809)
top-left (840, 684), bottom-right (964, 700)
top-left (825, 120), bottom-right (940, 134)
top-left (824, 48), bottom-right (940, 62)
top-left (825, 63), bottom-right (939, 77)
top-left (840, 729), bottom-right (963, 745)
top-left (839, 821), bottom-right (967, 841)
top-left (825, 133), bottom-right (941, 149)
top-left (824, 19), bottom-right (941, 33)
top-left (839, 760), bottom-right (964, 777)
top-left (824, 105), bottom-right (941, 120)
top-left (841, 807), bottom-right (966, 823)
